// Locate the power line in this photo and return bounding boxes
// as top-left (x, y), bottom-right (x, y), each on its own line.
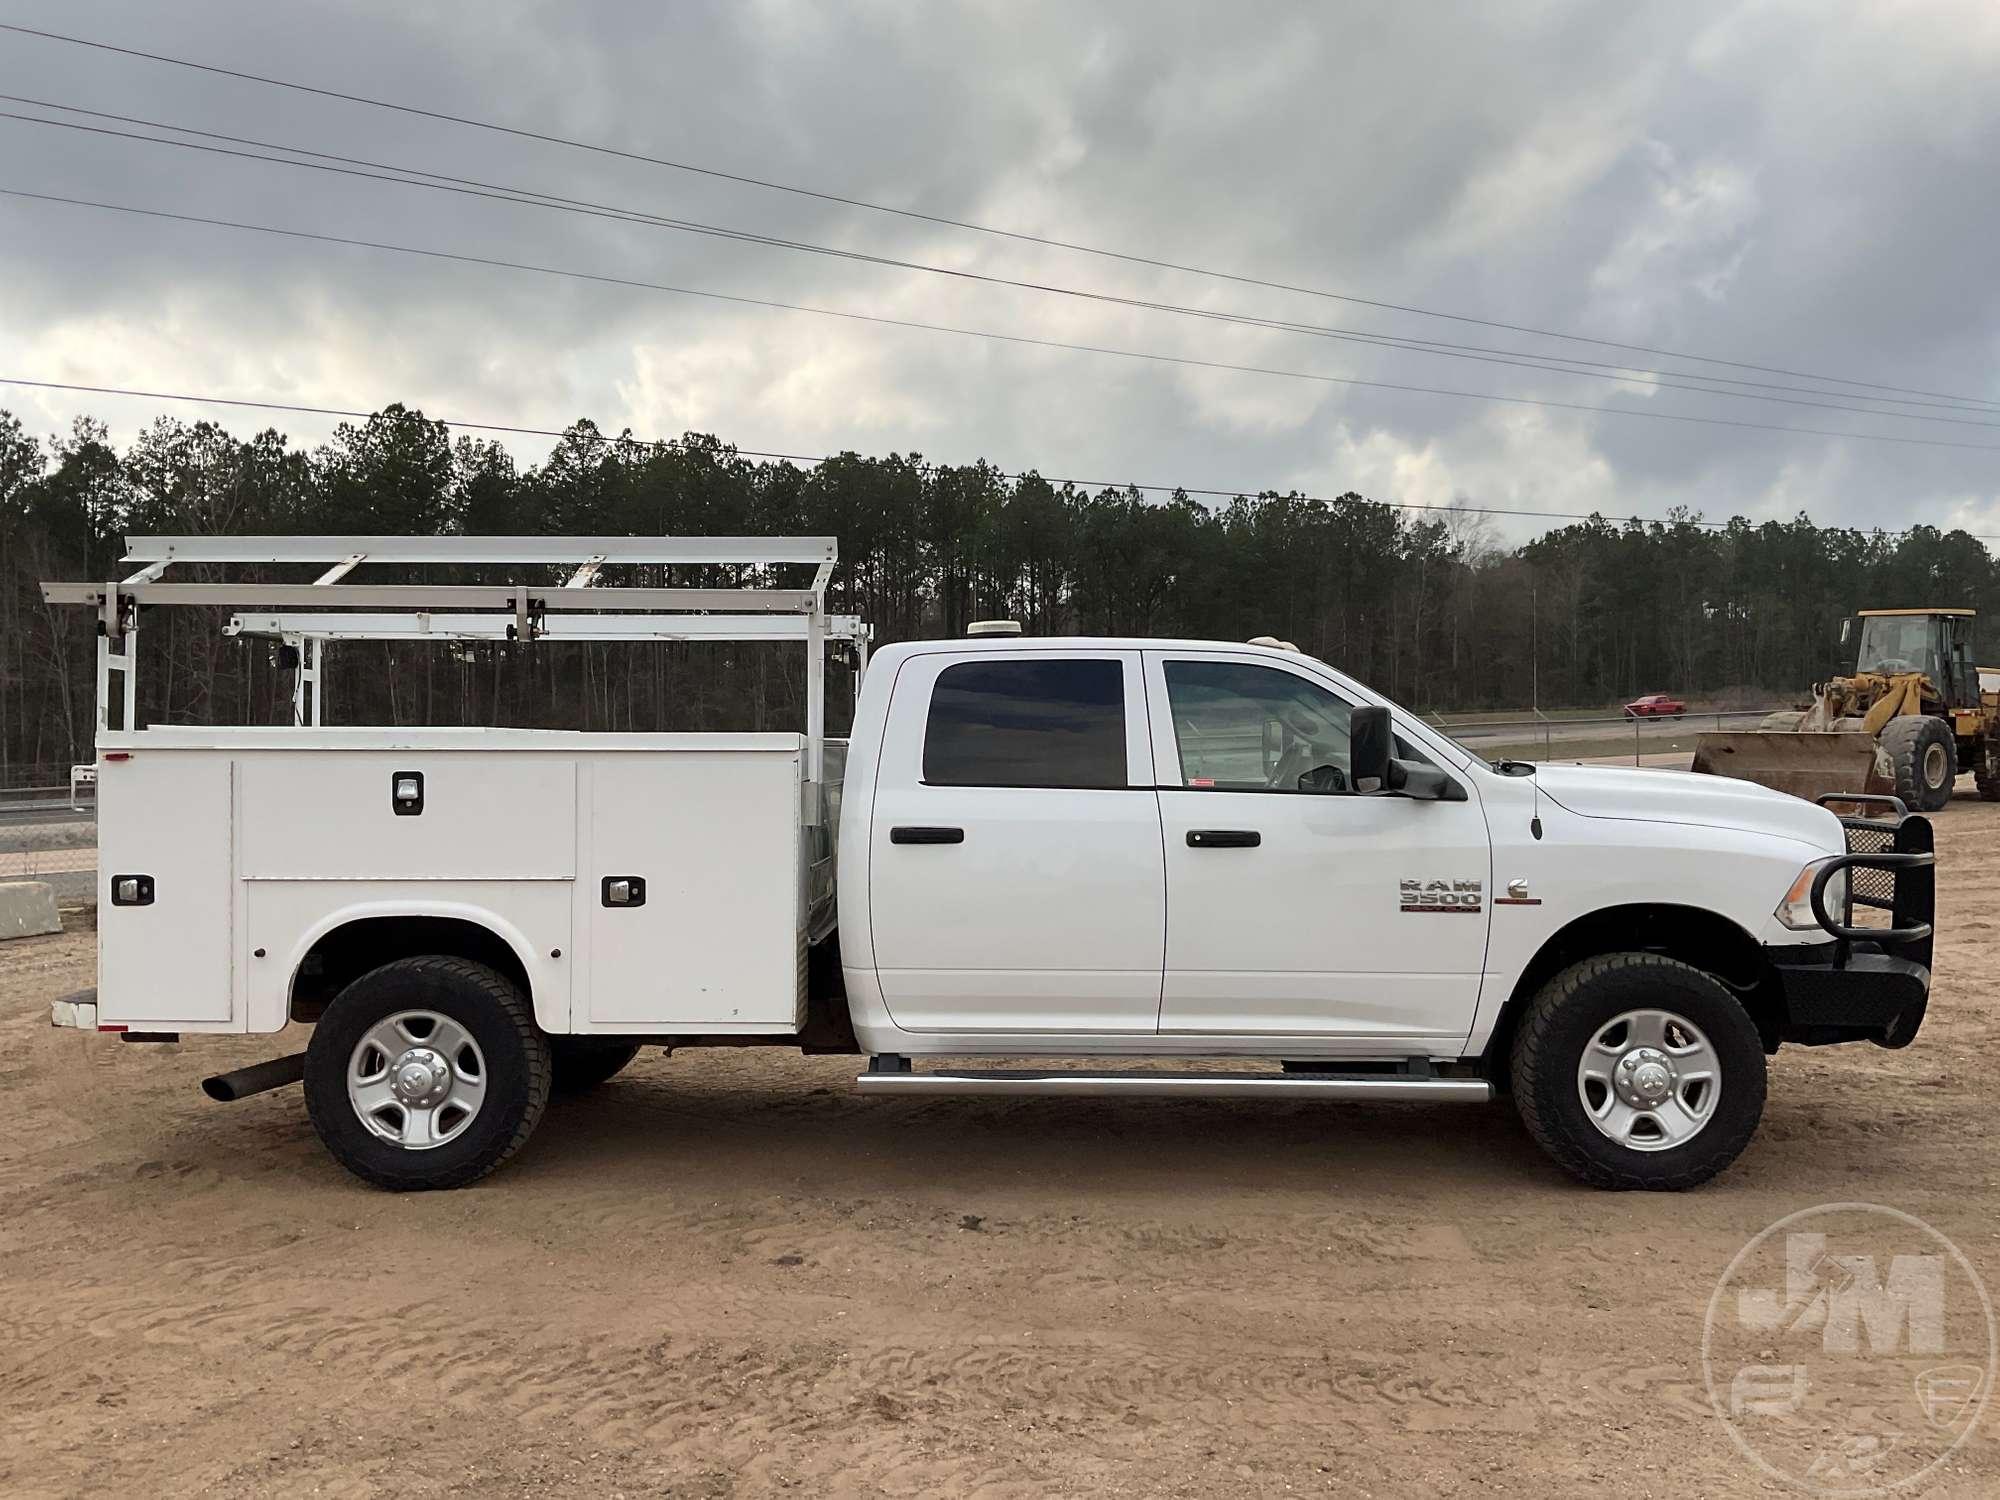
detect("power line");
top-left (8, 96), bottom-right (1999, 425)
top-left (4, 18), bottom-right (1996, 413)
top-left (12, 184), bottom-right (2000, 457)
top-left (2, 375), bottom-right (1993, 543)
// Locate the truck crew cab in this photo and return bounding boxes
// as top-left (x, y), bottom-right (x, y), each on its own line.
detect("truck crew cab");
top-left (45, 535), bottom-right (1936, 1193)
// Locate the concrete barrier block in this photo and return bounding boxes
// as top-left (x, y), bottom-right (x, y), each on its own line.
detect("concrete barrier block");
top-left (0, 881), bottom-right (62, 939)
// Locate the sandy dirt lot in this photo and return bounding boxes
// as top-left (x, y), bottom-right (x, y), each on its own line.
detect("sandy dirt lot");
top-left (4, 799), bottom-right (1999, 1497)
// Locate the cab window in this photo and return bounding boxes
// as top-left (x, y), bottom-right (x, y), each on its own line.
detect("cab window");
top-left (923, 658), bottom-right (1128, 788)
top-left (1163, 660), bottom-right (1356, 791)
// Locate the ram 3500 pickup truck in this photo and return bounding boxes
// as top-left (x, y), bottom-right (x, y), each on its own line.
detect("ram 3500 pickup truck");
top-left (45, 535), bottom-right (1936, 1193)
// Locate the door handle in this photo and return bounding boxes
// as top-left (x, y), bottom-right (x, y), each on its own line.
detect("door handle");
top-left (890, 825), bottom-right (965, 845)
top-left (601, 876), bottom-right (647, 906)
top-left (1187, 829), bottom-right (1260, 848)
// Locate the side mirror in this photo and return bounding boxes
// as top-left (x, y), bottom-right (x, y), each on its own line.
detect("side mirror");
top-left (1349, 704), bottom-right (1463, 801)
top-left (1386, 759), bottom-right (1461, 801)
top-left (1349, 705), bottom-right (1392, 793)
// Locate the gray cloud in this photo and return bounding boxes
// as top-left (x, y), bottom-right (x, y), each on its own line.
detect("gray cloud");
top-left (1, 0), bottom-right (1995, 542)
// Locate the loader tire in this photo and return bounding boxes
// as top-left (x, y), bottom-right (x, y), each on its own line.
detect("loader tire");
top-left (549, 1037), bottom-right (643, 1094)
top-left (1510, 953), bottom-right (1766, 1191)
top-left (1976, 741), bottom-right (2000, 803)
top-left (305, 956), bottom-right (551, 1191)
top-left (1879, 715), bottom-right (1956, 811)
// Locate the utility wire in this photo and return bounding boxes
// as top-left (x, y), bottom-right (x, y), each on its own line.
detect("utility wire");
top-left (1, 374), bottom-right (1993, 543)
top-left (6, 95), bottom-right (1997, 423)
top-left (5, 18), bottom-right (1995, 412)
top-left (10, 184), bottom-right (2000, 457)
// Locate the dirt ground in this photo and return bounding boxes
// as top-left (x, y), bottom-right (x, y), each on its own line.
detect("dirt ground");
top-left (4, 799), bottom-right (2000, 1498)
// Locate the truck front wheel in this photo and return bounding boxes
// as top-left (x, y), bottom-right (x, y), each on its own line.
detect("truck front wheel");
top-left (304, 956), bottom-right (552, 1191)
top-left (1509, 953), bottom-right (1766, 1190)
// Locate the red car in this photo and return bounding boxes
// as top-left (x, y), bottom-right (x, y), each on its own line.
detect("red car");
top-left (1624, 693), bottom-right (1686, 718)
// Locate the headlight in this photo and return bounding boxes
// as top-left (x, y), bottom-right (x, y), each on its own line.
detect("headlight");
top-left (1775, 857), bottom-right (1848, 931)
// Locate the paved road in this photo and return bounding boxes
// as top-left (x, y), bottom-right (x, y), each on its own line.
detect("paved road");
top-left (0, 798), bottom-right (94, 830)
top-left (1440, 710), bottom-right (1775, 752)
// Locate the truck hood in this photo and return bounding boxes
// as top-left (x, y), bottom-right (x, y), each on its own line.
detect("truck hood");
top-left (1530, 763), bottom-right (1844, 853)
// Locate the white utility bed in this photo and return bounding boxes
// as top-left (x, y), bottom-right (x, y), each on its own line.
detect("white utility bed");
top-left (95, 728), bottom-right (831, 1036)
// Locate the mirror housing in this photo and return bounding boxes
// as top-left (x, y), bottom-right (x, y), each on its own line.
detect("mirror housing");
top-left (1386, 758), bottom-right (1462, 801)
top-left (1348, 704), bottom-right (1463, 801)
top-left (1349, 705), bottom-right (1392, 792)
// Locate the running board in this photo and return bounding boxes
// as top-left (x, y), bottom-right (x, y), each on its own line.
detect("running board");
top-left (854, 1067), bottom-right (1492, 1102)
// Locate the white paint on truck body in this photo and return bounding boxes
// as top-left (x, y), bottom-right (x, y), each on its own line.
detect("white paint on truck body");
top-left (83, 638), bottom-right (1845, 1066)
top-left (837, 637), bottom-right (1842, 1060)
top-left (92, 728), bottom-right (810, 1035)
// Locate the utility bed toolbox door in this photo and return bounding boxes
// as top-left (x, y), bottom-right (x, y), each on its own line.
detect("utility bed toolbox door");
top-left (581, 751), bottom-right (804, 1029)
top-left (96, 753), bottom-right (234, 1025)
top-left (237, 752), bottom-right (576, 879)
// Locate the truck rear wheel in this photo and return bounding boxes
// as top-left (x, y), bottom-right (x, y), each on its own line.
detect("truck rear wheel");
top-left (304, 956), bottom-right (552, 1191)
top-left (1510, 953), bottom-right (1766, 1190)
top-left (1879, 715), bottom-right (1955, 811)
top-left (549, 1037), bottom-right (643, 1094)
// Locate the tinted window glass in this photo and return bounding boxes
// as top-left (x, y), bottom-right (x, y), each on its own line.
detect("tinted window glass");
top-left (923, 659), bottom-right (1127, 788)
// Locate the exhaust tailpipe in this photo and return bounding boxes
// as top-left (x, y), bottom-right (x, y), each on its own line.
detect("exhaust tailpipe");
top-left (201, 1052), bottom-right (306, 1102)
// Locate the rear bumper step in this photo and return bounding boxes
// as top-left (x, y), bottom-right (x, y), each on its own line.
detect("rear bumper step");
top-left (854, 1068), bottom-right (1492, 1102)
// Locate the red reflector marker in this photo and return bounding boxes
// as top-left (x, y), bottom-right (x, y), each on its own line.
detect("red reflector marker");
top-left (98, 1024), bottom-right (128, 1033)
top-left (103, 751), bottom-right (131, 761)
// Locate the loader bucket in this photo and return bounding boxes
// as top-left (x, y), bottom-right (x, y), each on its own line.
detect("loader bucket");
top-left (1689, 730), bottom-right (1881, 802)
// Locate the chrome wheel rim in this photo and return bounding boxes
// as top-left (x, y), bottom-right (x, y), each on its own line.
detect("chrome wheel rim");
top-left (347, 1010), bottom-right (486, 1151)
top-left (1575, 1008), bottom-right (1720, 1152)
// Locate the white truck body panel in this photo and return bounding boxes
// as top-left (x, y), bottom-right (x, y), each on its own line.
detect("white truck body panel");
top-left (93, 729), bottom-right (813, 1036)
top-left (836, 637), bottom-right (1844, 1059)
top-left (864, 647), bottom-right (1166, 1033)
top-left (97, 751), bottom-right (235, 1026)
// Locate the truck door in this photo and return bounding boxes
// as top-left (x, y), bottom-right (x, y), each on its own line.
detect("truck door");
top-left (1144, 651), bottom-right (1490, 1047)
top-left (867, 649), bottom-right (1165, 1033)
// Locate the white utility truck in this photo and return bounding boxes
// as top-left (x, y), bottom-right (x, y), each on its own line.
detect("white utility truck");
top-left (45, 535), bottom-right (1936, 1192)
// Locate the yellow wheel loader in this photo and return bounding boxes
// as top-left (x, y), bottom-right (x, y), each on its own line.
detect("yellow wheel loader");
top-left (1692, 608), bottom-right (2000, 811)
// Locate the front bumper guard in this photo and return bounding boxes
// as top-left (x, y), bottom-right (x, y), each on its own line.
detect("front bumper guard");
top-left (1773, 797), bottom-right (1935, 1048)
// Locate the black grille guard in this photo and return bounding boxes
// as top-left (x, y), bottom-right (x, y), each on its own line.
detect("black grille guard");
top-left (1809, 794), bottom-right (1936, 967)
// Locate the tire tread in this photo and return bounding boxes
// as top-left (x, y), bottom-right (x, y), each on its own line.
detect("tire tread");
top-left (1510, 952), bottom-right (1764, 1191)
top-left (305, 955), bottom-right (551, 1192)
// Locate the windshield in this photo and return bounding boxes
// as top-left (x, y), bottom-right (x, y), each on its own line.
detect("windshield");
top-left (1856, 616), bottom-right (1941, 679)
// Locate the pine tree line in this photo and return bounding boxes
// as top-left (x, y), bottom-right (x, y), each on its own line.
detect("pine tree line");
top-left (5, 403), bottom-right (1997, 784)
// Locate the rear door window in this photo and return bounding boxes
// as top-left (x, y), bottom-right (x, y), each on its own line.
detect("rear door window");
top-left (923, 659), bottom-right (1128, 789)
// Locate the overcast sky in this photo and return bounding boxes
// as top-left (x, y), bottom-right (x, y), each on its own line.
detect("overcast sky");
top-left (2, 0), bottom-right (1997, 544)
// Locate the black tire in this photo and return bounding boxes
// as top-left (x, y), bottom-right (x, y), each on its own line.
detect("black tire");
top-left (1974, 739), bottom-right (2000, 803)
top-left (304, 956), bottom-right (551, 1191)
top-left (548, 1037), bottom-right (643, 1094)
top-left (1879, 715), bottom-right (1956, 811)
top-left (1510, 953), bottom-right (1767, 1191)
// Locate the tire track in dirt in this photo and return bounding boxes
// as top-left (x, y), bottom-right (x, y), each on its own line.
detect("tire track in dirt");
top-left (0, 1250), bottom-right (1676, 1458)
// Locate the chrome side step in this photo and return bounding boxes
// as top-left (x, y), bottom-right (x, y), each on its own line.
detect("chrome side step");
top-left (854, 1067), bottom-right (1492, 1103)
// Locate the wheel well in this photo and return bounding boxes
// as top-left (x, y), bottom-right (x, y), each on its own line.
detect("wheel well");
top-left (1484, 904), bottom-right (1780, 1074)
top-left (289, 916), bottom-right (532, 1023)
